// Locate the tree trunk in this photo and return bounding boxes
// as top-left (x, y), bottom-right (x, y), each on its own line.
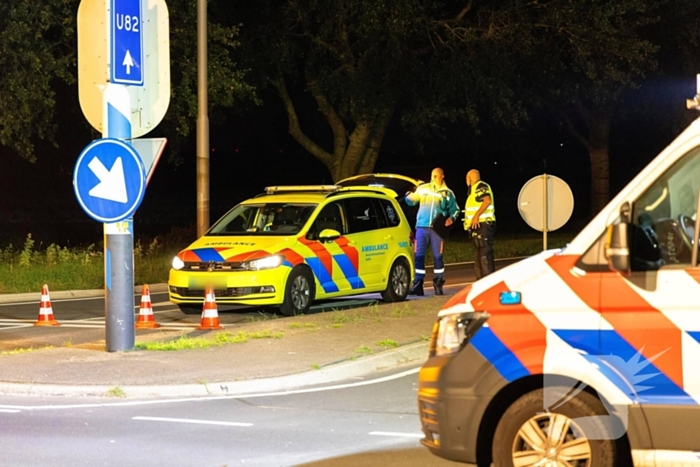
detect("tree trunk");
top-left (587, 118), bottom-right (610, 217)
top-left (275, 78), bottom-right (394, 183)
top-left (562, 103), bottom-right (612, 218)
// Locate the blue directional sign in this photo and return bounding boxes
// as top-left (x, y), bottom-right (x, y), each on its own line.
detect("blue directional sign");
top-left (73, 139), bottom-right (146, 223)
top-left (110, 0), bottom-right (144, 85)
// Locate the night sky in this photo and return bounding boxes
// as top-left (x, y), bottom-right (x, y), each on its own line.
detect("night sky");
top-left (0, 70), bottom-right (696, 249)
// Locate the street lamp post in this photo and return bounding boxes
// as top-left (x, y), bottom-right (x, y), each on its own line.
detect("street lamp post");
top-left (197, 0), bottom-right (210, 237)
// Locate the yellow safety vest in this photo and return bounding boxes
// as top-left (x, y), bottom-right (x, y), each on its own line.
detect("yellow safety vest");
top-left (464, 181), bottom-right (496, 228)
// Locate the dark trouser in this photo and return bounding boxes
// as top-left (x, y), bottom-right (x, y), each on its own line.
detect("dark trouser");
top-left (471, 222), bottom-right (496, 280)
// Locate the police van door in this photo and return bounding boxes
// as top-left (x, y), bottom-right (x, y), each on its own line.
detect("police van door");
top-left (602, 144), bottom-right (700, 461)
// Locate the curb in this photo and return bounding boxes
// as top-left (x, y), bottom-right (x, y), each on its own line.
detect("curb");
top-left (0, 283), bottom-right (169, 304)
top-left (0, 342), bottom-right (429, 398)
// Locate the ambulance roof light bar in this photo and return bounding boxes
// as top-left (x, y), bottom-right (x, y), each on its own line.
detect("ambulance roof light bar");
top-left (686, 73), bottom-right (700, 111)
top-left (265, 185), bottom-right (340, 194)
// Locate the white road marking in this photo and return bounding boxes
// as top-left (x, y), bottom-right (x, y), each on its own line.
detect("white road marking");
top-left (133, 416), bottom-right (252, 427)
top-left (369, 431), bottom-right (423, 438)
top-left (0, 409), bottom-right (21, 413)
top-left (0, 367), bottom-right (421, 411)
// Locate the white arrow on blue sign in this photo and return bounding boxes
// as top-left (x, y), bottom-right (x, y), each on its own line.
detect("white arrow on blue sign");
top-left (73, 138), bottom-right (146, 223)
top-left (111, 0), bottom-right (144, 85)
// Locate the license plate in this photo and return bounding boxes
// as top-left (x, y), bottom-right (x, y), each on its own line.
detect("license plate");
top-left (188, 276), bottom-right (228, 290)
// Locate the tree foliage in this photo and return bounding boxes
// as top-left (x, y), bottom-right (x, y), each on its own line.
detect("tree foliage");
top-left (234, 0), bottom-right (673, 187)
top-left (0, 0), bottom-right (76, 161)
top-left (0, 0), bottom-right (256, 164)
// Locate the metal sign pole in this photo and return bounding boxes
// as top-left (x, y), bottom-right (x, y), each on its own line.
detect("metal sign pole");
top-left (543, 173), bottom-right (548, 251)
top-left (103, 84), bottom-right (135, 352)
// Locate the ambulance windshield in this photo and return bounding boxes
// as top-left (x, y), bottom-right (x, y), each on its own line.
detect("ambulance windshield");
top-left (208, 203), bottom-right (317, 236)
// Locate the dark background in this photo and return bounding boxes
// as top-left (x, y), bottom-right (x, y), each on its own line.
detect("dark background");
top-left (0, 75), bottom-right (695, 249)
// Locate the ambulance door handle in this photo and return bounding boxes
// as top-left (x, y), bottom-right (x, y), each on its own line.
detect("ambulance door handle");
top-left (384, 235), bottom-right (393, 240)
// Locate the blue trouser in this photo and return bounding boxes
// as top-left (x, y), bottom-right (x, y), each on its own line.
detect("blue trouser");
top-left (414, 227), bottom-right (444, 282)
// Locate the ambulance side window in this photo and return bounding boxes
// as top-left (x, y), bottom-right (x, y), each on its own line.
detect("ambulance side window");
top-left (377, 199), bottom-right (401, 228)
top-left (307, 202), bottom-right (346, 240)
top-left (629, 146), bottom-right (700, 269)
top-left (344, 197), bottom-right (381, 234)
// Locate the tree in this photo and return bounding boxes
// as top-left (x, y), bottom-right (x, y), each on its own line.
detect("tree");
top-left (235, 0), bottom-right (528, 182)
top-left (235, 0), bottom-right (672, 194)
top-left (0, 0), bottom-right (256, 164)
top-left (435, 1), bottom-right (666, 217)
top-left (0, 0), bottom-right (76, 161)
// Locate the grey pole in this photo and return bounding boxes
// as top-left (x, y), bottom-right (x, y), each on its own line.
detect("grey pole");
top-left (103, 84), bottom-right (136, 352)
top-left (197, 0), bottom-right (210, 237)
top-left (104, 220), bottom-right (135, 351)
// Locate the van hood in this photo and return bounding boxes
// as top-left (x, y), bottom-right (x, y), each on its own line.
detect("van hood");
top-left (178, 236), bottom-right (297, 263)
top-left (438, 248), bottom-right (564, 317)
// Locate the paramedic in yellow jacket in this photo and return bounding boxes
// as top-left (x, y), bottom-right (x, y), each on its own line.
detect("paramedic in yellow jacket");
top-left (405, 168), bottom-right (461, 295)
top-left (464, 169), bottom-right (496, 279)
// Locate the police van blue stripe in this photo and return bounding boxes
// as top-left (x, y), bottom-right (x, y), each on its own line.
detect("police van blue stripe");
top-left (688, 331), bottom-right (700, 345)
top-left (192, 248), bottom-right (225, 262)
top-left (598, 330), bottom-right (696, 405)
top-left (470, 328), bottom-right (529, 382)
top-left (333, 254), bottom-right (365, 289)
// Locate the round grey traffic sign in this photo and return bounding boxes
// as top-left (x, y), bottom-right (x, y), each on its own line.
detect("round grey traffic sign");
top-left (518, 174), bottom-right (574, 232)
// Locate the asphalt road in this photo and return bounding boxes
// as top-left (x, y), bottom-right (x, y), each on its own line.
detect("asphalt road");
top-left (0, 259), bottom-right (520, 351)
top-left (0, 367), bottom-right (463, 467)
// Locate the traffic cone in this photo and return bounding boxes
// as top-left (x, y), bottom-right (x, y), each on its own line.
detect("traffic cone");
top-left (34, 284), bottom-right (60, 326)
top-left (135, 284), bottom-right (160, 329)
top-left (197, 286), bottom-right (223, 330)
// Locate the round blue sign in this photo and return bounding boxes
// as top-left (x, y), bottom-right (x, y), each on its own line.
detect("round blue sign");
top-left (73, 138), bottom-right (146, 223)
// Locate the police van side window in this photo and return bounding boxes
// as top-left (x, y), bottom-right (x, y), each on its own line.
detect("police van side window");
top-left (629, 146), bottom-right (700, 269)
top-left (344, 197), bottom-right (380, 234)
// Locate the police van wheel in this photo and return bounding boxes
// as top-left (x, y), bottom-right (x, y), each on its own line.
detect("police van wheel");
top-left (279, 266), bottom-right (315, 316)
top-left (381, 258), bottom-right (410, 303)
top-left (492, 388), bottom-right (618, 467)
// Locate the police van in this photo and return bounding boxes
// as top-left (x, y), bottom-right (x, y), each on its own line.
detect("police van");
top-left (418, 79), bottom-right (700, 466)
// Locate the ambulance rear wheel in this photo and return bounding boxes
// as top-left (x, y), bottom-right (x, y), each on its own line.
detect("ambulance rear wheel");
top-left (382, 258), bottom-right (410, 302)
top-left (279, 266), bottom-right (315, 316)
top-left (492, 387), bottom-right (618, 467)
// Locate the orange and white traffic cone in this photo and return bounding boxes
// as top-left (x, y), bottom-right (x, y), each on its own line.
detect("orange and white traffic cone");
top-left (34, 284), bottom-right (60, 326)
top-left (197, 286), bottom-right (223, 330)
top-left (135, 284), bottom-right (160, 329)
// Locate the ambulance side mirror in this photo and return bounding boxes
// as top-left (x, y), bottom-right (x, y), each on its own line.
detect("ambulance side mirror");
top-left (605, 203), bottom-right (631, 276)
top-left (319, 229), bottom-right (341, 243)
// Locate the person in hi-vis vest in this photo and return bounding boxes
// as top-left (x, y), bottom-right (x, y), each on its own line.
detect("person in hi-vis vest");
top-left (405, 168), bottom-right (460, 295)
top-left (464, 169), bottom-right (496, 279)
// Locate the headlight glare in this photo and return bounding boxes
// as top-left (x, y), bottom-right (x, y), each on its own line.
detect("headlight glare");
top-left (242, 255), bottom-right (284, 271)
top-left (433, 311), bottom-right (490, 357)
top-left (172, 256), bottom-right (185, 270)
top-left (435, 315), bottom-right (468, 357)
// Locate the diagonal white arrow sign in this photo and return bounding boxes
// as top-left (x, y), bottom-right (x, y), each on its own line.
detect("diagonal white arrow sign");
top-left (122, 50), bottom-right (134, 75)
top-left (87, 156), bottom-right (128, 203)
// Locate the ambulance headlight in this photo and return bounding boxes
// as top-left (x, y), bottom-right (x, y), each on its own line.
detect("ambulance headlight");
top-left (433, 312), bottom-right (490, 357)
top-left (172, 256), bottom-right (185, 270)
top-left (241, 255), bottom-right (284, 271)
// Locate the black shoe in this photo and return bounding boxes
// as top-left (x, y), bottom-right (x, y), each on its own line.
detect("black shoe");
top-left (408, 280), bottom-right (424, 296)
top-left (433, 277), bottom-right (445, 295)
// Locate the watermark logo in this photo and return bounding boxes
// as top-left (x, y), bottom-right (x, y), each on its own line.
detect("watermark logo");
top-left (543, 347), bottom-right (666, 440)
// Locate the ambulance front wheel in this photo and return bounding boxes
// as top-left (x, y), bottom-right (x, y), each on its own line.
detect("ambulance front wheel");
top-left (279, 266), bottom-right (315, 316)
top-left (492, 387), bottom-right (625, 467)
top-left (382, 258), bottom-right (410, 302)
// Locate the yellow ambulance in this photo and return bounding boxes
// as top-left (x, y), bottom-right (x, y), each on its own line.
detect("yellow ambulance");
top-left (169, 185), bottom-right (415, 315)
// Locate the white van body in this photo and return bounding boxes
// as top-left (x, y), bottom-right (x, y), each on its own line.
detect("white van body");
top-left (418, 93), bottom-right (700, 466)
